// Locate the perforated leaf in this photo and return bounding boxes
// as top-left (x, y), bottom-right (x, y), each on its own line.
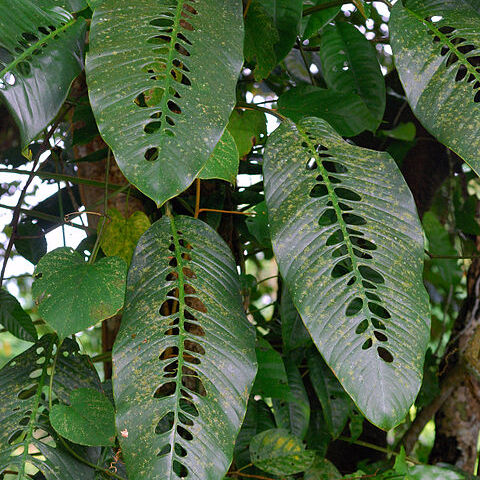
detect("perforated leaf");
top-left (0, 0), bottom-right (86, 146)
top-left (0, 335), bottom-right (100, 479)
top-left (113, 215), bottom-right (257, 480)
top-left (319, 22), bottom-right (385, 129)
top-left (263, 117), bottom-right (430, 429)
top-left (390, 1), bottom-right (480, 175)
top-left (0, 289), bottom-right (37, 342)
top-left (86, 0), bottom-right (243, 206)
top-left (32, 247), bottom-right (127, 339)
top-left (249, 428), bottom-right (315, 476)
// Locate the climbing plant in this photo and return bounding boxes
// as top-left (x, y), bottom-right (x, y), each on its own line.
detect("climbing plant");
top-left (1, 0), bottom-right (480, 479)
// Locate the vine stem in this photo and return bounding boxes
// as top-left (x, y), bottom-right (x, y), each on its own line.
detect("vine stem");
top-left (89, 149), bottom-right (111, 264)
top-left (235, 102), bottom-right (286, 122)
top-left (243, 0), bottom-right (253, 17)
top-left (296, 36), bottom-right (316, 86)
top-left (194, 178), bottom-right (201, 218)
top-left (197, 208), bottom-right (253, 216)
top-left (0, 105), bottom-right (73, 288)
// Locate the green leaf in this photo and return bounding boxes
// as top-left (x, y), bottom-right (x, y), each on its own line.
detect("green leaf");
top-left (32, 247), bottom-right (127, 339)
top-left (263, 117), bottom-right (430, 429)
top-left (308, 349), bottom-right (353, 438)
top-left (36, 0), bottom-right (87, 11)
top-left (304, 456), bottom-right (341, 480)
top-left (86, 0), bottom-right (244, 206)
top-left (14, 220), bottom-right (47, 265)
top-left (319, 22), bottom-right (385, 129)
top-left (244, 1), bottom-right (279, 81)
top-left (278, 85), bottom-right (378, 137)
top-left (198, 129), bottom-right (239, 184)
top-left (378, 122), bottom-right (416, 142)
top-left (0, 335), bottom-right (99, 479)
top-left (227, 109), bottom-right (267, 157)
top-left (100, 208), bottom-right (151, 264)
top-left (253, 337), bottom-right (291, 400)
top-left (249, 428), bottom-right (315, 476)
top-left (390, 1), bottom-right (480, 176)
top-left (246, 201), bottom-right (272, 249)
top-left (258, 0), bottom-right (303, 62)
top-left (0, 289), bottom-right (37, 342)
top-left (303, 0), bottom-right (340, 39)
top-left (0, 1), bottom-right (86, 147)
top-left (407, 465), bottom-right (467, 479)
top-left (50, 387), bottom-right (115, 446)
top-left (272, 356), bottom-right (310, 440)
top-left (281, 284), bottom-right (311, 352)
top-left (113, 215), bottom-right (257, 480)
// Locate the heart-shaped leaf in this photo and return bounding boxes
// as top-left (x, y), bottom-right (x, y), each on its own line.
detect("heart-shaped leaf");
top-left (50, 387), bottom-right (116, 446)
top-left (100, 208), bottom-right (151, 264)
top-left (32, 247), bottom-right (127, 339)
top-left (249, 428), bottom-right (315, 475)
top-left (86, 0), bottom-right (244, 206)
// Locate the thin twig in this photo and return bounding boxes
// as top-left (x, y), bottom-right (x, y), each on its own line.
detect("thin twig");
top-left (243, 0), bottom-right (253, 17)
top-left (296, 36), bottom-right (316, 86)
top-left (197, 208), bottom-right (253, 216)
top-left (194, 178), bottom-right (201, 219)
top-left (235, 102), bottom-right (286, 122)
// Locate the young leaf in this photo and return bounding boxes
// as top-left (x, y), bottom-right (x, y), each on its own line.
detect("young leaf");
top-left (0, 289), bottom-right (37, 342)
top-left (390, 1), bottom-right (480, 176)
top-left (278, 85), bottom-right (378, 137)
top-left (50, 387), bottom-right (116, 446)
top-left (249, 428), bottom-right (315, 475)
top-left (100, 208), bottom-right (151, 264)
top-left (319, 22), bottom-right (386, 129)
top-left (32, 247), bottom-right (127, 339)
top-left (263, 117), bottom-right (430, 429)
top-left (0, 335), bottom-right (98, 479)
top-left (198, 129), bottom-right (239, 184)
top-left (86, 0), bottom-right (244, 206)
top-left (244, 1), bottom-right (279, 81)
top-left (113, 215), bottom-right (257, 480)
top-left (0, 0), bottom-right (86, 146)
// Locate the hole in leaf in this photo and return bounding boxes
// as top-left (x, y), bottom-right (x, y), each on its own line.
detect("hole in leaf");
top-left (335, 188), bottom-right (361, 201)
top-left (180, 398), bottom-right (199, 417)
top-left (362, 338), bottom-right (372, 350)
top-left (309, 183), bottom-right (328, 198)
top-left (318, 208), bottom-right (336, 227)
top-left (368, 302), bottom-right (391, 319)
top-left (153, 382), bottom-right (176, 398)
top-left (374, 331), bottom-right (388, 342)
top-left (177, 425), bottom-right (193, 441)
top-left (157, 444), bottom-right (171, 457)
top-left (371, 318), bottom-right (386, 330)
top-left (346, 298), bottom-right (363, 316)
top-left (377, 347), bottom-right (393, 363)
top-left (355, 320), bottom-right (369, 334)
top-left (175, 442), bottom-right (188, 457)
top-left (326, 229), bottom-right (344, 246)
top-left (155, 412), bottom-right (174, 434)
top-left (173, 460), bottom-right (189, 477)
top-left (359, 266), bottom-right (384, 284)
top-left (331, 259), bottom-right (353, 278)
top-left (145, 147), bottom-right (159, 162)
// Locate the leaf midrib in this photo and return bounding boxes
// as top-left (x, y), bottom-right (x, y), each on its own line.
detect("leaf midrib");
top-left (0, 18), bottom-right (77, 79)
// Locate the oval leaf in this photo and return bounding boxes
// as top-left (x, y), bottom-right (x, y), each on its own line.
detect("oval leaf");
top-left (50, 387), bottom-right (116, 446)
top-left (32, 247), bottom-right (127, 339)
top-left (390, 1), bottom-right (480, 175)
top-left (263, 117), bottom-right (430, 429)
top-left (113, 215), bottom-right (257, 480)
top-left (0, 1), bottom-right (86, 146)
top-left (249, 428), bottom-right (315, 475)
top-left (0, 289), bottom-right (37, 342)
top-left (86, 0), bottom-right (244, 206)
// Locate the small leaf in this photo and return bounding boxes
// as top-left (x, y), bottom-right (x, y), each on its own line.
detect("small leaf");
top-left (227, 109), bottom-right (267, 157)
top-left (0, 289), bottom-right (37, 342)
top-left (100, 208), bottom-right (151, 264)
top-left (249, 428), bottom-right (315, 475)
top-left (50, 387), bottom-right (116, 446)
top-left (281, 284), bottom-right (311, 352)
top-left (244, 1), bottom-right (279, 80)
top-left (14, 220), bottom-right (47, 265)
top-left (278, 85), bottom-right (378, 137)
top-left (246, 201), bottom-right (271, 248)
top-left (304, 456), bottom-right (341, 480)
top-left (378, 122), bottom-right (416, 142)
top-left (32, 247), bottom-right (127, 339)
top-left (303, 0), bottom-right (340, 39)
top-left (198, 129), bottom-right (239, 184)
top-left (253, 337), bottom-right (291, 400)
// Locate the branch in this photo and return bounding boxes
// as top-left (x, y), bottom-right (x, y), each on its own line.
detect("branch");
top-left (235, 102), bottom-right (286, 122)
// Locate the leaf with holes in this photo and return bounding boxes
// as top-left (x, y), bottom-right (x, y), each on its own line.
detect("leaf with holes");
top-left (0, 335), bottom-right (100, 479)
top-left (197, 129), bottom-right (239, 184)
top-left (307, 349), bottom-right (353, 438)
top-left (0, 289), bottom-right (37, 342)
top-left (86, 0), bottom-right (244, 206)
top-left (272, 355), bottom-right (310, 440)
top-left (100, 208), bottom-right (151, 264)
top-left (0, 0), bottom-right (86, 147)
top-left (244, 1), bottom-right (279, 81)
top-left (249, 428), bottom-right (315, 476)
top-left (319, 22), bottom-right (385, 129)
top-left (112, 215), bottom-right (257, 480)
top-left (263, 117), bottom-right (430, 429)
top-left (390, 1), bottom-right (480, 176)
top-left (50, 388), bottom-right (115, 446)
top-left (32, 247), bottom-right (127, 339)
